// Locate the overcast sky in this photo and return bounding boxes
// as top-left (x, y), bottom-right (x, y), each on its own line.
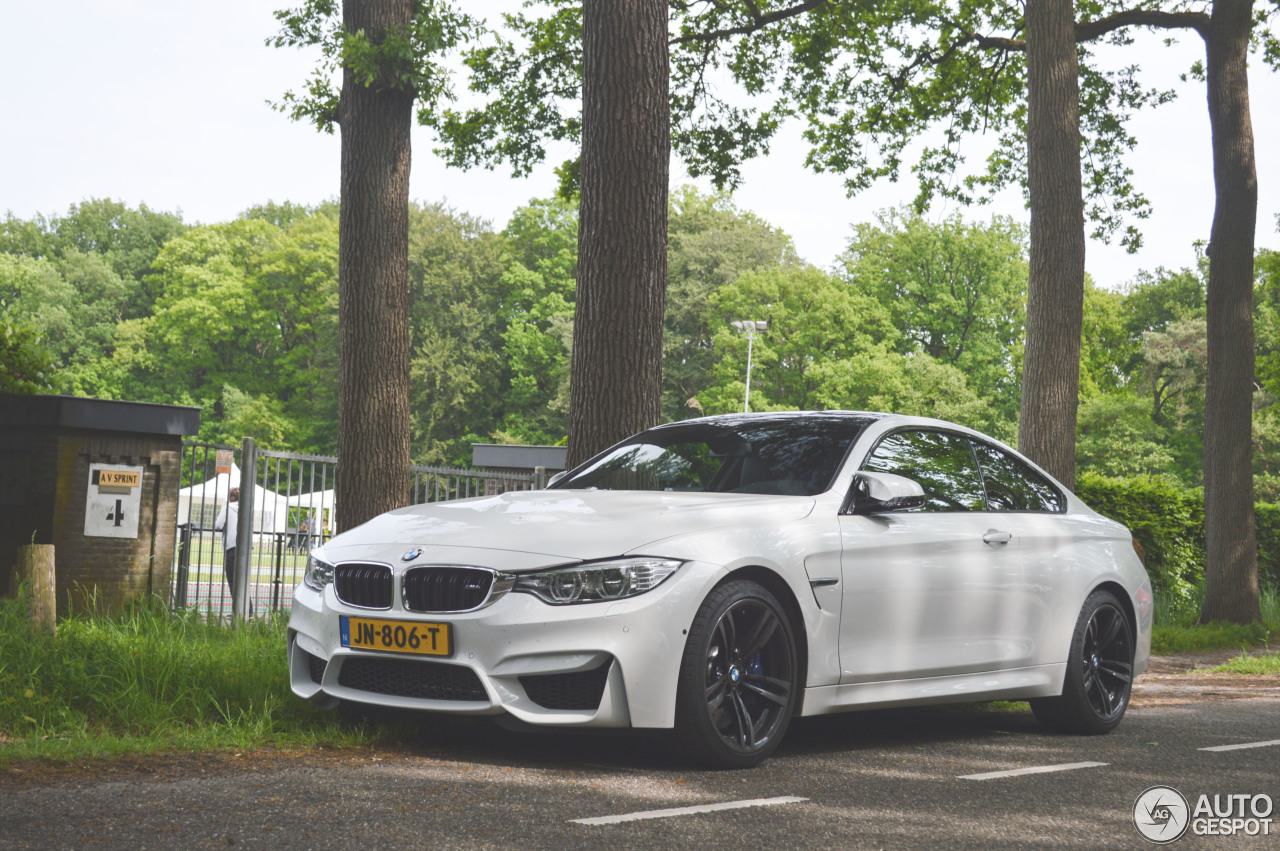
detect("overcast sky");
top-left (2, 1), bottom-right (1277, 292)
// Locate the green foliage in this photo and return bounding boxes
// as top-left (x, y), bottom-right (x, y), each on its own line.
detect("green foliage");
top-left (1256, 503), bottom-right (1280, 590)
top-left (1141, 316), bottom-right (1207, 427)
top-left (837, 209), bottom-right (1027, 430)
top-left (1074, 471), bottom-right (1204, 603)
top-left (1152, 580), bottom-right (1280, 652)
top-left (1210, 651), bottom-right (1280, 675)
top-left (0, 198), bottom-right (187, 319)
top-left (431, 1), bottom-right (583, 179)
top-left (267, 0), bottom-right (477, 133)
top-left (1151, 621), bottom-right (1275, 655)
top-left (406, 202), bottom-right (510, 463)
top-left (76, 210), bottom-right (343, 452)
top-left (1076, 265), bottom-right (1210, 486)
top-left (0, 594), bottom-right (374, 762)
top-left (7, 189), bottom-right (1277, 508)
top-left (1076, 393), bottom-right (1175, 478)
top-left (1080, 281), bottom-right (1132, 396)
top-left (813, 347), bottom-right (1001, 437)
top-left (492, 197), bottom-right (577, 446)
top-left (0, 200), bottom-right (186, 396)
top-left (436, 2), bottom-right (1182, 248)
top-left (0, 299), bottom-right (53, 394)
top-left (699, 264), bottom-right (893, 413)
top-left (664, 187), bottom-right (800, 422)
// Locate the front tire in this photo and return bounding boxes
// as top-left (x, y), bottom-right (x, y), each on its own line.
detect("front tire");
top-left (1031, 588), bottom-right (1134, 734)
top-left (674, 580), bottom-right (799, 769)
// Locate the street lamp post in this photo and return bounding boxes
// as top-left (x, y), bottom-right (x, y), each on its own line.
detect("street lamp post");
top-left (730, 320), bottom-right (767, 413)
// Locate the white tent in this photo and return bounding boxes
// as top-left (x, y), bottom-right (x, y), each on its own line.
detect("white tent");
top-left (176, 464), bottom-right (292, 535)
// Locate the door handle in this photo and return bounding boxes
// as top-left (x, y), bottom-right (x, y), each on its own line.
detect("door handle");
top-left (982, 530), bottom-right (1012, 546)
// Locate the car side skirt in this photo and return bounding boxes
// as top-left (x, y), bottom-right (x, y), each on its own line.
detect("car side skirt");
top-left (798, 663), bottom-right (1067, 716)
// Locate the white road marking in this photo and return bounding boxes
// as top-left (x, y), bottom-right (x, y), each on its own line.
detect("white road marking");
top-left (1199, 739), bottom-right (1280, 752)
top-left (570, 795), bottom-right (808, 826)
top-left (959, 761), bottom-right (1108, 780)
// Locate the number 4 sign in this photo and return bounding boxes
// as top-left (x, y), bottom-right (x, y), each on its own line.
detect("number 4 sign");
top-left (84, 464), bottom-right (144, 539)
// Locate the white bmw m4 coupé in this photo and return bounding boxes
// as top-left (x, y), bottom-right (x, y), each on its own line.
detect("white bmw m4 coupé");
top-left (289, 412), bottom-right (1152, 768)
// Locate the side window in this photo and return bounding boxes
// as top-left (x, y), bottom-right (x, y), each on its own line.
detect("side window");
top-left (970, 441), bottom-right (1065, 512)
top-left (861, 430), bottom-right (986, 512)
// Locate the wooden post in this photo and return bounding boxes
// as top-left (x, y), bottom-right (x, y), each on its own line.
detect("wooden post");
top-left (12, 545), bottom-right (56, 634)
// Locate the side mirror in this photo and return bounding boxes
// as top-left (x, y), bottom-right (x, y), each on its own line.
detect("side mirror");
top-left (845, 471), bottom-right (926, 515)
top-left (545, 470), bottom-right (569, 488)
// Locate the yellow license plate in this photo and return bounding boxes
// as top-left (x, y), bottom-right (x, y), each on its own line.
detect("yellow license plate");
top-left (340, 616), bottom-right (451, 656)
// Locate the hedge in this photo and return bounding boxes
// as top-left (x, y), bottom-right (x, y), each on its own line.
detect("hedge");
top-left (1074, 472), bottom-right (1279, 602)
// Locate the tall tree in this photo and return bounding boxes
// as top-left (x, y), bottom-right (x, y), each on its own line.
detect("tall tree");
top-left (567, 0), bottom-right (670, 466)
top-left (1037, 2), bottom-right (1269, 622)
top-left (334, 0), bottom-right (415, 526)
top-left (431, 2), bottom-right (1165, 470)
top-left (1200, 0), bottom-right (1260, 623)
top-left (269, 0), bottom-right (473, 527)
top-left (1021, 0), bottom-right (1087, 486)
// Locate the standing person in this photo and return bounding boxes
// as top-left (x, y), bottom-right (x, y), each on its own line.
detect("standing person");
top-left (213, 487), bottom-right (246, 612)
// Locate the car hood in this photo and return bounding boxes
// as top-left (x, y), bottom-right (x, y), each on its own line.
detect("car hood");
top-left (321, 489), bottom-right (816, 567)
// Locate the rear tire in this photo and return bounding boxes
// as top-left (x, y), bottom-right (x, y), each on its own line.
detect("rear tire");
top-left (674, 580), bottom-right (799, 769)
top-left (1031, 589), bottom-right (1134, 734)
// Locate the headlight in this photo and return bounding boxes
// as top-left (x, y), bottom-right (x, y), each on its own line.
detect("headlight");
top-left (303, 553), bottom-right (335, 591)
top-left (513, 557), bottom-right (682, 605)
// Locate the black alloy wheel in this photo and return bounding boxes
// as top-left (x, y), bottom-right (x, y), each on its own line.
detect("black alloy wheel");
top-left (1032, 588), bottom-right (1135, 734)
top-left (1080, 600), bottom-right (1134, 719)
top-left (675, 579), bottom-right (799, 768)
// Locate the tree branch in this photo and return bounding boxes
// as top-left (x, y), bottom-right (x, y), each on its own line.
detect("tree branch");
top-left (669, 0), bottom-right (829, 46)
top-left (1075, 8), bottom-right (1211, 42)
top-left (969, 8), bottom-right (1212, 54)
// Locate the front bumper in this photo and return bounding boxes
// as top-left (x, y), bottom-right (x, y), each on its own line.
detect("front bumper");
top-left (287, 558), bottom-right (724, 729)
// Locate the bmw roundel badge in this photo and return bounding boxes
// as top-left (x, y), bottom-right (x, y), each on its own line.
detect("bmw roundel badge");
top-left (401, 547), bottom-right (423, 562)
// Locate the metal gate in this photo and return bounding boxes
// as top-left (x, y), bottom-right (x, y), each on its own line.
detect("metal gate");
top-left (171, 440), bottom-right (538, 618)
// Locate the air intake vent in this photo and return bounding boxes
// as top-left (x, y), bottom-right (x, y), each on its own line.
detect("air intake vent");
top-left (334, 563), bottom-right (393, 609)
top-left (303, 649), bottom-right (326, 684)
top-left (338, 656), bottom-right (487, 701)
top-left (403, 566), bottom-right (501, 612)
top-left (520, 661), bottom-right (612, 711)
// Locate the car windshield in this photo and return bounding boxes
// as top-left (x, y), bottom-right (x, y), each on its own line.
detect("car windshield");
top-left (552, 416), bottom-right (872, 496)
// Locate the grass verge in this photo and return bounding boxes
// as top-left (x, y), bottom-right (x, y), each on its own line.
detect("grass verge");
top-left (4, 582), bottom-right (1277, 767)
top-left (1210, 653), bottom-right (1280, 675)
top-left (0, 593), bottom-right (391, 767)
top-left (1151, 585), bottom-right (1279, 654)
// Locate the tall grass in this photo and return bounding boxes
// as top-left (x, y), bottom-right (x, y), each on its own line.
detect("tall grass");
top-left (1150, 584), bottom-right (1279, 654)
top-left (4, 581), bottom-right (1278, 764)
top-left (0, 591), bottom-right (375, 764)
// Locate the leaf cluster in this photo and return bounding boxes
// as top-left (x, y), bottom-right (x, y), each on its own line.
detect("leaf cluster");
top-left (426, 2), bottom-right (1217, 246)
top-left (267, 0), bottom-right (478, 133)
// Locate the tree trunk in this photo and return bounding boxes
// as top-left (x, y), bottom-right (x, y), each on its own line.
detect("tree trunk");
top-left (567, 0), bottom-right (670, 469)
top-left (336, 0), bottom-right (414, 529)
top-left (1200, 0), bottom-right (1261, 624)
top-left (1019, 0), bottom-right (1086, 488)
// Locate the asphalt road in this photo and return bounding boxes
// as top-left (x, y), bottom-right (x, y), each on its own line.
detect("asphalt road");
top-left (2, 697), bottom-right (1277, 850)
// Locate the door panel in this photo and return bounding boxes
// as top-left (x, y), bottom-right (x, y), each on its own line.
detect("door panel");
top-left (838, 428), bottom-right (1033, 683)
top-left (839, 512), bottom-right (1029, 682)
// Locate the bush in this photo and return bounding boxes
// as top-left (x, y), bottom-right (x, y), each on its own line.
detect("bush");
top-left (1255, 503), bottom-right (1280, 589)
top-left (1074, 472), bottom-right (1205, 603)
top-left (1074, 472), bottom-right (1280, 604)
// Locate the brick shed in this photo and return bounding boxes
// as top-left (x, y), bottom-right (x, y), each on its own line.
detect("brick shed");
top-left (0, 394), bottom-right (200, 614)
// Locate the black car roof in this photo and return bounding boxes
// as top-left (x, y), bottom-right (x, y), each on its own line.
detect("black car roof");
top-left (648, 411), bottom-right (887, 431)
